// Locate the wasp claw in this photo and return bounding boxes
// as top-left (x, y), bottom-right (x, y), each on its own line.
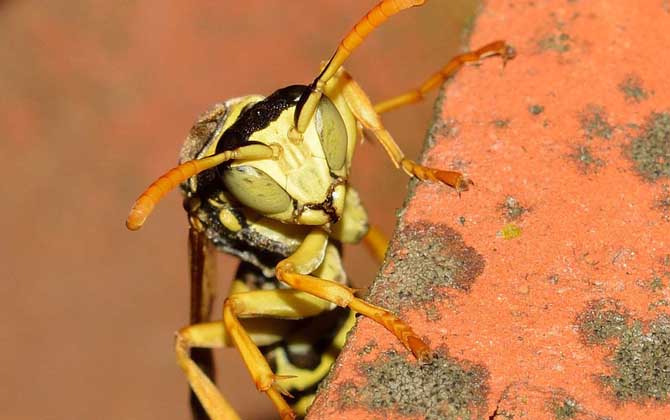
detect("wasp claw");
top-left (274, 374), bottom-right (298, 381)
top-left (454, 177), bottom-right (474, 197)
top-left (272, 382), bottom-right (294, 398)
top-left (503, 45), bottom-right (517, 65)
top-left (271, 374), bottom-right (297, 398)
top-left (280, 409), bottom-right (297, 420)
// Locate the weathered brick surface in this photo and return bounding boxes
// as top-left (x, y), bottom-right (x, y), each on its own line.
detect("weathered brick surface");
top-left (309, 1), bottom-right (670, 419)
top-left (0, 1), bottom-right (476, 419)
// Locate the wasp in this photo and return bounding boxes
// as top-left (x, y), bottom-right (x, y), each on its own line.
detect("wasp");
top-left (126, 0), bottom-right (513, 419)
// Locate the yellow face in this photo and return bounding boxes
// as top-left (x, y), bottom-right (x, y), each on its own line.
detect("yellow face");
top-left (215, 85), bottom-right (358, 226)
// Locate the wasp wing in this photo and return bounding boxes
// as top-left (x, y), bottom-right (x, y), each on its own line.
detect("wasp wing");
top-left (188, 227), bottom-right (217, 420)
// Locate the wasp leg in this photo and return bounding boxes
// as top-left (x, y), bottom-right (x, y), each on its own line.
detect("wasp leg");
top-left (223, 289), bottom-right (337, 420)
top-left (177, 289), bottom-right (333, 420)
top-left (294, 0), bottom-right (426, 136)
top-left (279, 309), bottom-right (357, 418)
top-left (362, 224), bottom-right (389, 264)
top-left (276, 229), bottom-right (431, 361)
top-left (374, 40), bottom-right (515, 114)
top-left (333, 69), bottom-right (472, 192)
top-left (176, 321), bottom-right (240, 420)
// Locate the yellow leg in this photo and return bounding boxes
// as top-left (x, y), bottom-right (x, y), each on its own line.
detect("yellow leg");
top-left (363, 224), bottom-right (389, 263)
top-left (276, 229), bottom-right (431, 361)
top-left (225, 290), bottom-right (335, 419)
top-left (293, 0), bottom-right (426, 136)
top-left (334, 68), bottom-right (472, 191)
top-left (176, 320), bottom-right (294, 420)
top-left (176, 322), bottom-right (240, 420)
top-left (177, 289), bottom-right (334, 420)
top-left (374, 40), bottom-right (515, 114)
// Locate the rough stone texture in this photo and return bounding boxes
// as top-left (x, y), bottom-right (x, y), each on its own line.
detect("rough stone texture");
top-left (491, 383), bottom-right (611, 420)
top-left (339, 349), bottom-right (489, 420)
top-left (0, 1), bottom-right (479, 420)
top-left (308, 0), bottom-right (670, 419)
top-left (369, 222), bottom-right (485, 315)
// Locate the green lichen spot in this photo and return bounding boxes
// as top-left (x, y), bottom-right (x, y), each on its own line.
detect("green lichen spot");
top-left (577, 299), bottom-right (629, 345)
top-left (630, 112), bottom-right (670, 181)
top-left (571, 144), bottom-right (605, 173)
top-left (355, 350), bottom-right (489, 420)
top-left (650, 276), bottom-right (665, 291)
top-left (358, 340), bottom-right (377, 356)
top-left (649, 299), bottom-right (670, 311)
top-left (580, 105), bottom-right (613, 140)
top-left (335, 381), bottom-right (360, 409)
top-left (500, 196), bottom-right (527, 221)
top-left (495, 410), bottom-right (515, 419)
top-left (529, 104), bottom-right (545, 115)
top-left (619, 74), bottom-right (648, 103)
top-left (601, 316), bottom-right (670, 401)
top-left (550, 397), bottom-right (579, 419)
top-left (493, 119), bottom-right (511, 128)
top-left (498, 223), bottom-right (522, 240)
top-left (579, 301), bottom-right (670, 402)
top-left (538, 33), bottom-right (571, 53)
top-left (656, 185), bottom-right (670, 221)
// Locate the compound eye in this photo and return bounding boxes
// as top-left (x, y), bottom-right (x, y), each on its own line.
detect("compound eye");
top-left (222, 166), bottom-right (291, 214)
top-left (316, 96), bottom-right (347, 170)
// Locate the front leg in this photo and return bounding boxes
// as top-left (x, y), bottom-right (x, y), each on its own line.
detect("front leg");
top-left (275, 229), bottom-right (431, 361)
top-left (330, 69), bottom-right (473, 192)
top-left (373, 40), bottom-right (515, 114)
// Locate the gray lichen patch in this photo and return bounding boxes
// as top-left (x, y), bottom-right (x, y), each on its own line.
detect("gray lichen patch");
top-left (357, 340), bottom-right (378, 356)
top-left (578, 300), bottom-right (670, 402)
top-left (649, 275), bottom-right (665, 292)
top-left (649, 299), bottom-right (670, 311)
top-left (630, 112), bottom-right (670, 181)
top-left (618, 74), bottom-right (649, 103)
top-left (500, 195), bottom-right (528, 221)
top-left (655, 184), bottom-right (670, 221)
top-left (538, 32), bottom-right (571, 53)
top-left (492, 119), bottom-right (511, 128)
top-left (335, 381), bottom-right (360, 409)
top-left (493, 383), bottom-right (610, 420)
top-left (430, 117), bottom-right (461, 140)
top-left (549, 396), bottom-right (579, 419)
top-left (601, 315), bottom-right (670, 402)
top-left (350, 349), bottom-right (489, 420)
top-left (580, 105), bottom-right (613, 140)
top-left (576, 299), bottom-right (629, 345)
top-left (570, 144), bottom-right (605, 173)
top-left (368, 222), bottom-right (485, 313)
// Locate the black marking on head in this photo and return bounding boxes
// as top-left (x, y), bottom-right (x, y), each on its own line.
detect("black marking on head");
top-left (216, 84), bottom-right (308, 156)
top-left (293, 80), bottom-right (317, 128)
top-left (302, 177), bottom-right (344, 224)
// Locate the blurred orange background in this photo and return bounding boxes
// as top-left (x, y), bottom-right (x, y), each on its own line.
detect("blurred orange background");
top-left (0, 1), bottom-right (477, 419)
